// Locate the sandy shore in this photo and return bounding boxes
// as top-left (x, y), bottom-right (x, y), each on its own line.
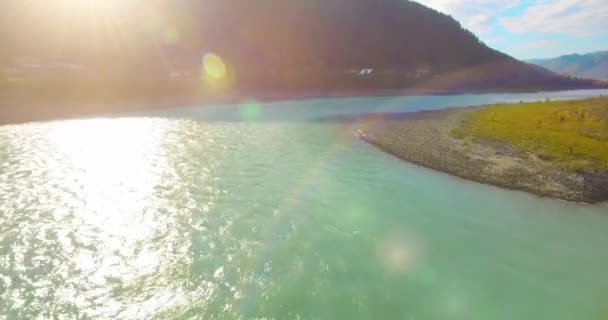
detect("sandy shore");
top-left (354, 108), bottom-right (608, 204)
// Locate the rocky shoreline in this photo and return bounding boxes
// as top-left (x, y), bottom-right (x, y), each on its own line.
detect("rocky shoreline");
top-left (354, 108), bottom-right (608, 204)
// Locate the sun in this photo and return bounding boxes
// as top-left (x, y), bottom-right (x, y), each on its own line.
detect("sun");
top-left (4, 0), bottom-right (186, 61)
top-left (5, 0), bottom-right (151, 59)
top-left (21, 0), bottom-right (135, 25)
top-left (55, 0), bottom-right (132, 12)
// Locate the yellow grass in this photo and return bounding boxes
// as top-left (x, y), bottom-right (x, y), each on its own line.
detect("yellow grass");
top-left (453, 97), bottom-right (608, 171)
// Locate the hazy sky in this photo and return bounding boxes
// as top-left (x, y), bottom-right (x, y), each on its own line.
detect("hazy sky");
top-left (417, 0), bottom-right (608, 60)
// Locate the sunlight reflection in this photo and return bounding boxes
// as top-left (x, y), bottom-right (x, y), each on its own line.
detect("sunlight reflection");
top-left (47, 118), bottom-right (161, 219)
top-left (43, 118), bottom-right (189, 318)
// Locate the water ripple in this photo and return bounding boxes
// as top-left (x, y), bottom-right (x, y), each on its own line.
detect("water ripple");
top-left (1, 110), bottom-right (608, 319)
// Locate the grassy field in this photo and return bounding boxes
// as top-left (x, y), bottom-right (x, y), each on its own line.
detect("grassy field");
top-left (452, 97), bottom-right (608, 171)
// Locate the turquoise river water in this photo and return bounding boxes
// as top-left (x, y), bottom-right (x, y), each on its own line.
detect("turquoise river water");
top-left (1, 90), bottom-right (608, 319)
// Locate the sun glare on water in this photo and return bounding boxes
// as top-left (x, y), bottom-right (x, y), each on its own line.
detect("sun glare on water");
top-left (40, 118), bottom-right (190, 317)
top-left (44, 118), bottom-right (173, 231)
top-left (47, 118), bottom-right (161, 180)
top-left (45, 117), bottom-right (166, 242)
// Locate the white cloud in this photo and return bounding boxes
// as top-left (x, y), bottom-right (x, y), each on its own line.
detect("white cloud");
top-left (468, 14), bottom-right (491, 34)
top-left (416, 0), bottom-right (519, 34)
top-left (499, 0), bottom-right (608, 36)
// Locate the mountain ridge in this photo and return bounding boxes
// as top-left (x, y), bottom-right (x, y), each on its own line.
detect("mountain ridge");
top-left (528, 51), bottom-right (608, 81)
top-left (1, 0), bottom-right (604, 92)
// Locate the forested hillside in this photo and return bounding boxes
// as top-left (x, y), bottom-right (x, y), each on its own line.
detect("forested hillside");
top-left (0, 0), bottom-right (603, 92)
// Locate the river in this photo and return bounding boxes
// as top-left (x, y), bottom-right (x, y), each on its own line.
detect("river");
top-left (1, 89), bottom-right (608, 319)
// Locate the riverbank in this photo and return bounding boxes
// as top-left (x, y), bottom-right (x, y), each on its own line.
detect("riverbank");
top-left (0, 88), bottom-right (552, 126)
top-left (354, 98), bottom-right (608, 203)
top-left (1, 83), bottom-right (607, 126)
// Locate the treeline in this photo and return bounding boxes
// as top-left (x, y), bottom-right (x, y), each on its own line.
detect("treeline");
top-left (0, 0), bottom-right (605, 92)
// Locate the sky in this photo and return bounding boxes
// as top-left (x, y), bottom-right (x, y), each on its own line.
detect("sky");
top-left (416, 0), bottom-right (608, 60)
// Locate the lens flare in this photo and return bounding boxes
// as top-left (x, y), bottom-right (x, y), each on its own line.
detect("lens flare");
top-left (203, 53), bottom-right (227, 80)
top-left (200, 53), bottom-right (234, 92)
top-left (239, 100), bottom-right (263, 121)
top-left (376, 230), bottom-right (423, 274)
top-left (162, 26), bottom-right (180, 45)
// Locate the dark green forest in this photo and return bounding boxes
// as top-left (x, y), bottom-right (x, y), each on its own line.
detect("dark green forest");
top-left (0, 0), bottom-right (603, 93)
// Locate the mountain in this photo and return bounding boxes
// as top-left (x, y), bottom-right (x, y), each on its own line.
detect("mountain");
top-left (528, 51), bottom-right (608, 81)
top-left (0, 0), bottom-right (603, 92)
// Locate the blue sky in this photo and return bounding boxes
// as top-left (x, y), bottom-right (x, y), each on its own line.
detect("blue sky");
top-left (416, 0), bottom-right (608, 60)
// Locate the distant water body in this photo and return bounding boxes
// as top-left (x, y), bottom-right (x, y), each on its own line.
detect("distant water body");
top-left (1, 89), bottom-right (608, 319)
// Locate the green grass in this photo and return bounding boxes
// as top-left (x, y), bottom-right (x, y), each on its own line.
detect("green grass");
top-left (453, 97), bottom-right (608, 171)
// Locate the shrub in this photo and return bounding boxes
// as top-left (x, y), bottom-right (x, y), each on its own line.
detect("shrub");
top-left (577, 106), bottom-right (589, 119)
top-left (557, 110), bottom-right (570, 122)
